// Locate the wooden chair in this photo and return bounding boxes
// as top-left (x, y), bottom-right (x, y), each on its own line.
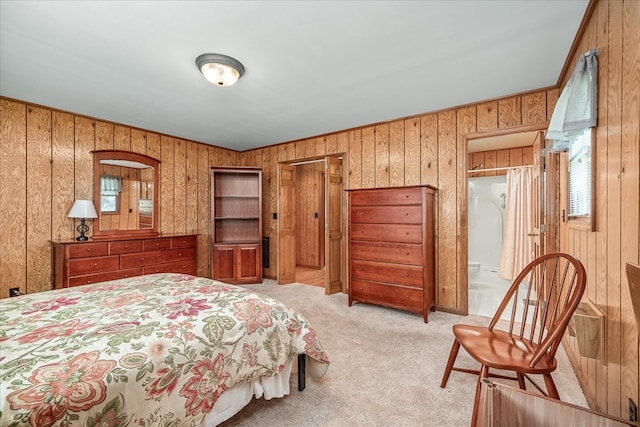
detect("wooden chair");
top-left (440, 252), bottom-right (587, 426)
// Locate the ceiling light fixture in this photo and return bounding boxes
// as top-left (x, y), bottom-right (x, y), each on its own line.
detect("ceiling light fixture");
top-left (196, 53), bottom-right (245, 87)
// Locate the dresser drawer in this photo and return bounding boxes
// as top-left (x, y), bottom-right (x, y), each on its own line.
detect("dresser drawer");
top-left (121, 251), bottom-right (162, 269)
top-left (171, 235), bottom-right (197, 248)
top-left (351, 259), bottom-right (423, 287)
top-left (350, 241), bottom-right (423, 265)
top-left (67, 242), bottom-right (109, 259)
top-left (350, 187), bottom-right (423, 206)
top-left (143, 260), bottom-right (196, 275)
top-left (162, 247), bottom-right (196, 263)
top-left (142, 238), bottom-right (172, 251)
top-left (68, 268), bottom-right (141, 287)
top-left (350, 223), bottom-right (423, 244)
top-left (68, 255), bottom-right (120, 276)
top-left (109, 240), bottom-right (142, 255)
top-left (350, 205), bottom-right (422, 224)
top-left (350, 279), bottom-right (423, 313)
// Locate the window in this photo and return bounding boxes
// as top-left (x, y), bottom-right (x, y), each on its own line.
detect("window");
top-left (100, 175), bottom-right (123, 213)
top-left (568, 129), bottom-right (592, 218)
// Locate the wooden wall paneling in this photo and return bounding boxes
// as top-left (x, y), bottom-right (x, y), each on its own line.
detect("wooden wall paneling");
top-left (389, 121), bottom-right (405, 187)
top-left (51, 111), bottom-right (75, 242)
top-left (326, 134), bottom-right (338, 155)
top-left (593, 0), bottom-right (610, 411)
top-left (146, 132), bottom-right (161, 160)
top-left (457, 106), bottom-right (476, 312)
top-left (336, 131), bottom-right (349, 155)
top-left (317, 136), bottom-right (327, 156)
top-left (361, 126), bottom-right (375, 189)
top-left (522, 91), bottom-right (547, 125)
top-left (522, 146), bottom-right (533, 165)
top-left (483, 150), bottom-right (497, 176)
top-left (283, 142), bottom-right (294, 161)
top-left (185, 142), bottom-right (198, 236)
top-left (405, 117), bottom-right (421, 186)
top-left (374, 124), bottom-right (389, 188)
top-left (546, 88), bottom-right (560, 120)
top-left (621, 0), bottom-right (640, 416)
top-left (477, 101), bottom-right (498, 132)
top-left (509, 147), bottom-right (523, 166)
top-left (131, 129), bottom-right (146, 154)
top-left (420, 113), bottom-right (438, 186)
top-left (498, 96), bottom-right (522, 129)
top-left (0, 101), bottom-right (27, 298)
top-left (606, 0), bottom-right (623, 417)
top-left (470, 152), bottom-right (485, 177)
top-left (95, 121), bottom-right (114, 151)
top-left (295, 140), bottom-right (306, 160)
top-left (496, 149), bottom-right (510, 176)
top-left (160, 135), bottom-right (174, 234)
top-left (348, 129), bottom-right (362, 190)
top-left (73, 117), bottom-right (95, 201)
top-left (261, 148), bottom-right (272, 277)
top-left (173, 139), bottom-right (187, 234)
top-left (113, 125), bottom-right (131, 152)
top-left (196, 144), bottom-right (210, 277)
top-left (437, 110), bottom-right (457, 308)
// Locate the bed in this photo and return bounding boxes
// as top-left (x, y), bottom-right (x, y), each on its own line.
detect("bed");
top-left (0, 273), bottom-right (330, 426)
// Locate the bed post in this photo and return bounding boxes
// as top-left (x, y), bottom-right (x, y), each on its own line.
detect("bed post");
top-left (297, 354), bottom-right (306, 391)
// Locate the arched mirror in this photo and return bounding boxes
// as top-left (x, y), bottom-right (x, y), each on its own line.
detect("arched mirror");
top-left (92, 150), bottom-right (160, 240)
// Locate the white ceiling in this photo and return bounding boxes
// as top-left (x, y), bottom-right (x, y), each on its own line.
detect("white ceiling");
top-left (0, 1), bottom-right (588, 152)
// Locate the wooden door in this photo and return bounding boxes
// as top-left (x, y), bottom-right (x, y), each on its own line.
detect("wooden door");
top-left (213, 245), bottom-right (235, 282)
top-left (237, 244), bottom-right (261, 283)
top-left (278, 163), bottom-right (296, 284)
top-left (325, 156), bottom-right (343, 294)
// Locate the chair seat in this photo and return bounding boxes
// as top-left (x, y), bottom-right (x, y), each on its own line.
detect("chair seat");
top-left (453, 324), bottom-right (557, 374)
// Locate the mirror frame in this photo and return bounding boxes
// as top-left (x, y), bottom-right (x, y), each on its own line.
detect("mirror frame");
top-left (92, 150), bottom-right (160, 240)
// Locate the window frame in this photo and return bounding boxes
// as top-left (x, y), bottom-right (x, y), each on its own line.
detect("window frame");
top-left (565, 128), bottom-right (596, 231)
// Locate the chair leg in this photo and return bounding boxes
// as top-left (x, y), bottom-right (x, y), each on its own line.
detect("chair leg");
top-left (470, 365), bottom-right (489, 427)
top-left (516, 372), bottom-right (526, 390)
top-left (543, 374), bottom-right (560, 399)
top-left (440, 339), bottom-right (461, 388)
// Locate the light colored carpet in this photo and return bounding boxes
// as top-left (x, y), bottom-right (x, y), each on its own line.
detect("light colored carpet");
top-left (219, 281), bottom-right (587, 426)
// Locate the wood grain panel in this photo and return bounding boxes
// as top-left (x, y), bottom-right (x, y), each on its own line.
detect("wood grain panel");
top-left (522, 146), bottom-right (533, 165)
top-left (477, 101), bottom-right (497, 132)
top-left (326, 134), bottom-right (338, 155)
top-left (483, 150), bottom-right (497, 176)
top-left (509, 147), bottom-right (523, 167)
top-left (114, 125), bottom-right (130, 151)
top-left (389, 120), bottom-right (404, 187)
top-left (95, 121), bottom-right (114, 150)
top-left (52, 111), bottom-right (75, 241)
top-left (457, 106), bottom-right (475, 312)
top-left (437, 110), bottom-right (457, 308)
top-left (173, 139), bottom-right (187, 234)
top-left (546, 88), bottom-right (560, 121)
top-left (522, 92), bottom-right (547, 125)
top-left (498, 96), bottom-right (521, 128)
top-left (361, 126), bottom-right (375, 188)
top-left (375, 123), bottom-right (390, 188)
top-left (0, 100), bottom-right (27, 298)
top-left (74, 117), bottom-right (94, 200)
top-left (336, 131), bottom-right (349, 155)
top-left (197, 144), bottom-right (209, 277)
top-left (26, 106), bottom-right (52, 294)
top-left (405, 118), bottom-right (420, 186)
top-left (131, 129), bottom-right (146, 154)
top-left (496, 149), bottom-right (510, 176)
top-left (348, 129), bottom-right (362, 189)
top-left (160, 135), bottom-right (174, 234)
top-left (620, 0), bottom-right (640, 416)
top-left (186, 142), bottom-right (198, 235)
top-left (420, 113), bottom-right (438, 186)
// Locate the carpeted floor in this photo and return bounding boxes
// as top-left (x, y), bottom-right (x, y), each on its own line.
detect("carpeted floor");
top-left (218, 280), bottom-right (587, 426)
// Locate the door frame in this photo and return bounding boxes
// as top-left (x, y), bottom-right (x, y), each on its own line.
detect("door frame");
top-left (276, 154), bottom-right (346, 294)
top-left (462, 124), bottom-right (550, 315)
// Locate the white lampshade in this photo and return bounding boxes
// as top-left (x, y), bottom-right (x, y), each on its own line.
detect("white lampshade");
top-left (68, 200), bottom-right (98, 219)
top-left (196, 53), bottom-right (244, 87)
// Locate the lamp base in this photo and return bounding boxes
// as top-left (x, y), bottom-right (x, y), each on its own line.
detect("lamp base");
top-left (76, 219), bottom-right (89, 241)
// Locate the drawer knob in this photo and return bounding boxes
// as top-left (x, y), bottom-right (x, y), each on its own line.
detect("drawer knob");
top-left (156, 242), bottom-right (160, 246)
top-left (87, 280), bottom-right (91, 284)
top-left (140, 257), bottom-right (144, 261)
top-left (178, 253), bottom-right (182, 257)
top-left (93, 263), bottom-right (98, 267)
top-left (87, 248), bottom-right (91, 252)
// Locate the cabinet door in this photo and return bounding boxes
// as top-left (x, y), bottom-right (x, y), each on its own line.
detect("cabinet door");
top-left (237, 244), bottom-right (261, 283)
top-left (213, 245), bottom-right (236, 282)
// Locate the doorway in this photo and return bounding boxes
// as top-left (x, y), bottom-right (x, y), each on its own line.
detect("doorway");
top-left (276, 155), bottom-right (344, 294)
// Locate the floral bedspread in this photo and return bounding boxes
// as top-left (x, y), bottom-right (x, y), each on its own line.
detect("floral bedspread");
top-left (0, 273), bottom-right (330, 427)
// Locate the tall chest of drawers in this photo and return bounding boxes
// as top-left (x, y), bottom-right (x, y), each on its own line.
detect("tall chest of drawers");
top-left (51, 234), bottom-right (197, 289)
top-left (347, 185), bottom-right (438, 322)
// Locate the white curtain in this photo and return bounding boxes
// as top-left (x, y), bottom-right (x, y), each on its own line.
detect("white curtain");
top-left (546, 49), bottom-right (598, 152)
top-left (498, 166), bottom-right (534, 280)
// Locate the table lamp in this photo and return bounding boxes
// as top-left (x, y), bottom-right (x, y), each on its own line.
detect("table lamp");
top-left (68, 200), bottom-right (98, 241)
